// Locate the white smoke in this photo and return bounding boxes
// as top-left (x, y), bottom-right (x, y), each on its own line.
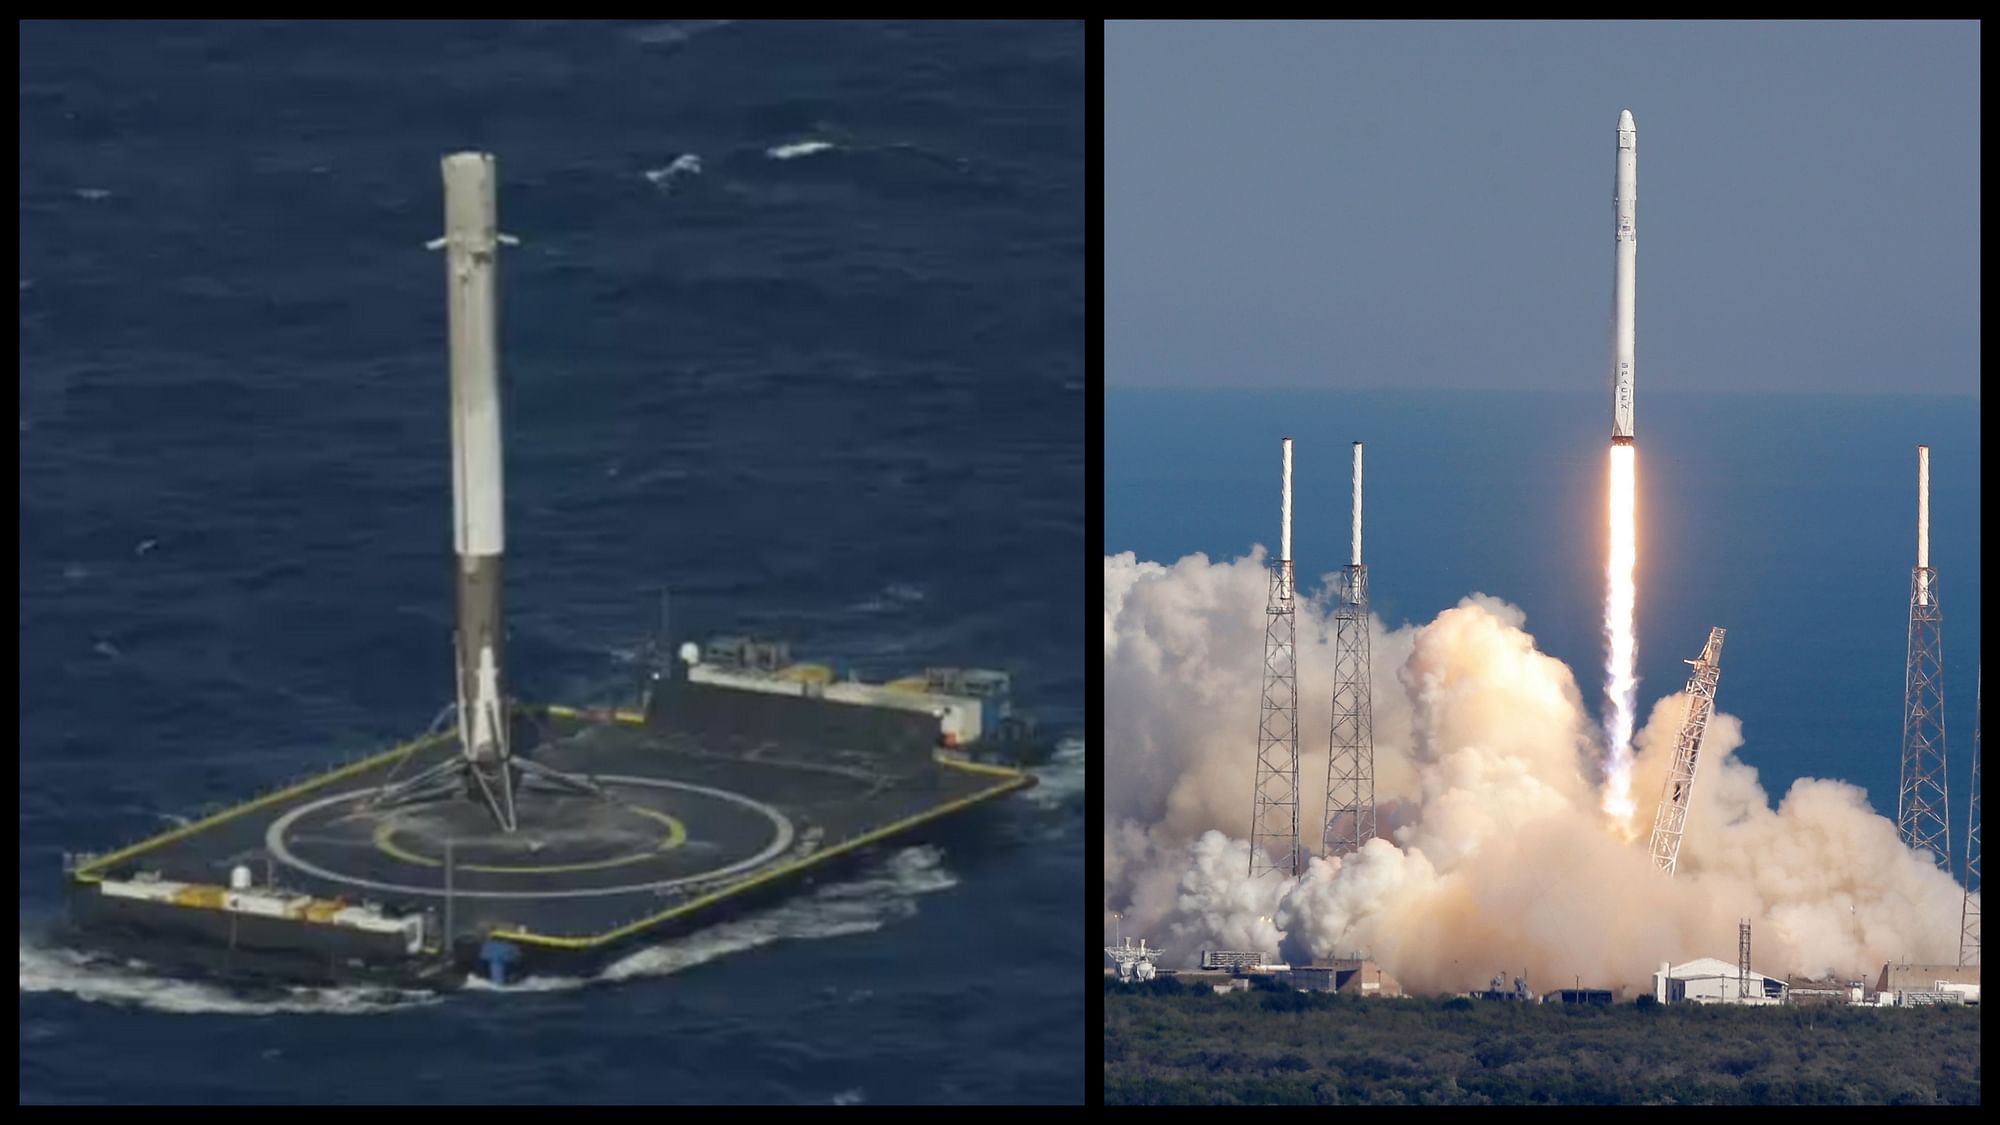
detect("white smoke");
top-left (1105, 548), bottom-right (1969, 993)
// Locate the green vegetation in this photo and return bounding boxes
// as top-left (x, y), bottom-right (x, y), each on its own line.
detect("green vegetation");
top-left (1104, 983), bottom-right (1981, 1104)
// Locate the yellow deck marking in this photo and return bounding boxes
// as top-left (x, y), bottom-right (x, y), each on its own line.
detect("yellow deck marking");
top-left (494, 770), bottom-right (1032, 950)
top-left (70, 705), bottom-right (1039, 953)
top-left (371, 807), bottom-right (686, 874)
top-left (71, 733), bottom-right (454, 882)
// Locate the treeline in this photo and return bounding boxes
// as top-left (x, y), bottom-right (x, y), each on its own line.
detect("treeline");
top-left (1104, 980), bottom-right (1981, 1104)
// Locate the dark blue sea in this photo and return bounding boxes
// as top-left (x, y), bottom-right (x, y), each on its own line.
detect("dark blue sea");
top-left (1107, 387), bottom-right (1980, 826)
top-left (20, 20), bottom-right (1084, 1104)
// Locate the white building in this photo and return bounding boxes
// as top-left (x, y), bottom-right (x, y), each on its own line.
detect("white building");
top-left (1652, 958), bottom-right (1787, 1005)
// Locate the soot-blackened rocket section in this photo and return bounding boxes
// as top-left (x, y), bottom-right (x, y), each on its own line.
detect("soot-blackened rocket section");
top-left (1610, 110), bottom-right (1637, 445)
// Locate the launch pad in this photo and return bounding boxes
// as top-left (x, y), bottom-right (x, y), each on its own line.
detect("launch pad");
top-left (264, 755), bottom-right (796, 909)
top-left (65, 668), bottom-right (1035, 987)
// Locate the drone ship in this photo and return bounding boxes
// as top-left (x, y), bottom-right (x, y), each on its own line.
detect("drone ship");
top-left (60, 153), bottom-right (1047, 989)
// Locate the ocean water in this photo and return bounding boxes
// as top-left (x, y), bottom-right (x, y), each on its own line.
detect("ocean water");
top-left (1107, 387), bottom-right (1980, 829)
top-left (20, 21), bottom-right (1084, 1104)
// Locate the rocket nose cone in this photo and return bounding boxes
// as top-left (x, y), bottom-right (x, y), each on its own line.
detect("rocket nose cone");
top-left (1619, 110), bottom-right (1635, 130)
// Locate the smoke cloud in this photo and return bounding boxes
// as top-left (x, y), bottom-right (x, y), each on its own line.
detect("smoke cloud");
top-left (1105, 548), bottom-right (1969, 993)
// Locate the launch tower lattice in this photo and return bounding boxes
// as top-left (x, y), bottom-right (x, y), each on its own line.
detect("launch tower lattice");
top-left (1250, 440), bottom-right (1301, 877)
top-left (1962, 669), bottom-right (1980, 968)
top-left (1898, 446), bottom-right (1951, 872)
top-left (1647, 627), bottom-right (1726, 875)
top-left (1322, 441), bottom-right (1375, 860)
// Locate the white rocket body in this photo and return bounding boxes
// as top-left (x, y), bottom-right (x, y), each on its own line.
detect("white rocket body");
top-left (1279, 437), bottom-right (1294, 601)
top-left (1917, 444), bottom-right (1931, 606)
top-left (1350, 441), bottom-right (1363, 567)
top-left (439, 153), bottom-right (509, 770)
top-left (1610, 110), bottom-right (1637, 444)
top-left (442, 154), bottom-right (505, 562)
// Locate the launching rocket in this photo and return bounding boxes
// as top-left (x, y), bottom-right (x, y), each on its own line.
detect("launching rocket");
top-left (1610, 109), bottom-right (1637, 444)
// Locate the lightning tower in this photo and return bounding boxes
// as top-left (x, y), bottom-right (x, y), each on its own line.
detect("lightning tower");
top-left (1738, 918), bottom-right (1751, 1000)
top-left (1897, 445), bottom-right (1951, 871)
top-left (1962, 668), bottom-right (1980, 967)
top-left (1250, 439), bottom-right (1301, 877)
top-left (1322, 441), bottom-right (1375, 859)
top-left (1647, 626), bottom-right (1726, 875)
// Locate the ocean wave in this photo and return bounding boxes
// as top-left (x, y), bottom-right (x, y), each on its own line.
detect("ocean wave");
top-left (1024, 736), bottom-right (1087, 808)
top-left (625, 20), bottom-right (731, 47)
top-left (766, 140), bottom-right (836, 161)
top-left (644, 154), bottom-right (703, 190)
top-left (113, 803), bottom-right (192, 828)
top-left (852, 582), bottom-right (925, 613)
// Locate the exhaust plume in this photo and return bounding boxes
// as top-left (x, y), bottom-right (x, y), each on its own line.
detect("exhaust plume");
top-left (1105, 548), bottom-right (1967, 993)
top-left (1603, 442), bottom-right (1639, 820)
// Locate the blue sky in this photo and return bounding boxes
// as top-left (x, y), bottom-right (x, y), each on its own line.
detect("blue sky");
top-left (1108, 20), bottom-right (1980, 394)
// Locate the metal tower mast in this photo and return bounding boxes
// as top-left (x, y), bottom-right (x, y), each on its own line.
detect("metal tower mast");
top-left (1647, 627), bottom-right (1726, 875)
top-left (1898, 445), bottom-right (1951, 871)
top-left (1962, 668), bottom-right (1980, 968)
top-left (1250, 439), bottom-right (1301, 877)
top-left (1322, 441), bottom-right (1375, 859)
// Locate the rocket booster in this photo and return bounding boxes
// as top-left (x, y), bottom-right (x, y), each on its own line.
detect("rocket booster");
top-left (1610, 109), bottom-right (1637, 444)
top-left (437, 153), bottom-right (511, 773)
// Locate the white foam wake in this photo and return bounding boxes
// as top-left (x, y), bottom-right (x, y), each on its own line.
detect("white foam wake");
top-left (25, 851), bottom-right (959, 1003)
top-left (473, 846), bottom-right (958, 992)
top-left (1025, 737), bottom-right (1087, 809)
top-left (17, 938), bottom-right (440, 1015)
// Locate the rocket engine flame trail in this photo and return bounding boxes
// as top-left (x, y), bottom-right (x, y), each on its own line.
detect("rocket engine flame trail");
top-left (1601, 108), bottom-right (1640, 822)
top-left (1603, 442), bottom-right (1638, 819)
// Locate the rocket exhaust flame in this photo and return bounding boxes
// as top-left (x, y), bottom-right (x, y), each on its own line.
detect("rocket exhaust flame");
top-left (1603, 443), bottom-right (1638, 819)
